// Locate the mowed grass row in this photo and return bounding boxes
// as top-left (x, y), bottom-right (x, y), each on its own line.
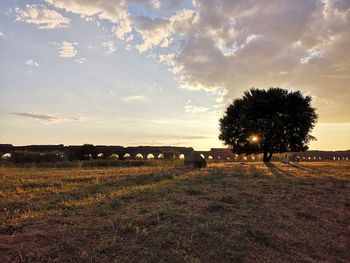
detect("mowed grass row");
top-left (0, 162), bottom-right (349, 262)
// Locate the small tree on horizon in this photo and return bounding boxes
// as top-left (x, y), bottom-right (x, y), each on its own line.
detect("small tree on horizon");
top-left (219, 87), bottom-right (318, 162)
top-left (76, 144), bottom-right (98, 160)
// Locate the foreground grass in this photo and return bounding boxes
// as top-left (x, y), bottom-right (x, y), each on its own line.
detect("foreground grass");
top-left (0, 162), bottom-right (349, 262)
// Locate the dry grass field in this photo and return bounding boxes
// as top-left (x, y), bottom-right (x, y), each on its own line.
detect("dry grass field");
top-left (0, 162), bottom-right (349, 262)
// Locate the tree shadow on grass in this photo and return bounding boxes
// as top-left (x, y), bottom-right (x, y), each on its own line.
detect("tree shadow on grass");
top-left (264, 163), bottom-right (295, 177)
top-left (288, 163), bottom-right (312, 171)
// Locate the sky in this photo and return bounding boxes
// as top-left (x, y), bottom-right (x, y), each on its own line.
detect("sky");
top-left (0, 0), bottom-right (349, 151)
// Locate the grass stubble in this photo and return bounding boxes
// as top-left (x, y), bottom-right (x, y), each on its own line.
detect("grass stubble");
top-left (0, 162), bottom-right (349, 262)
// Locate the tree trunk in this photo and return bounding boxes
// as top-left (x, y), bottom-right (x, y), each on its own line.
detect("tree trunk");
top-left (263, 151), bottom-right (273, 162)
top-left (267, 152), bottom-right (273, 162)
top-left (263, 151), bottom-right (268, 162)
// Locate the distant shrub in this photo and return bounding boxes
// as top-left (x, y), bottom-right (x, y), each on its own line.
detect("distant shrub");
top-left (68, 144), bottom-right (98, 161)
top-left (184, 152), bottom-right (207, 168)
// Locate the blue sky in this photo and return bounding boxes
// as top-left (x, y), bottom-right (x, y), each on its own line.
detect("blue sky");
top-left (1, 0), bottom-right (349, 150)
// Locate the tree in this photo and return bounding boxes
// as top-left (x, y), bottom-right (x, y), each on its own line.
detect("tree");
top-left (219, 87), bottom-right (318, 162)
top-left (76, 144), bottom-right (98, 160)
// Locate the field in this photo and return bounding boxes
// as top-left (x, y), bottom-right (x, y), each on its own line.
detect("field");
top-left (0, 162), bottom-right (349, 263)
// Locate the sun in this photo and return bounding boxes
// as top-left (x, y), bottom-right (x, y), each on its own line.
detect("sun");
top-left (250, 135), bottom-right (259, 142)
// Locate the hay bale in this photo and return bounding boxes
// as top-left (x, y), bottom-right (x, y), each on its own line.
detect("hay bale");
top-left (184, 152), bottom-right (207, 168)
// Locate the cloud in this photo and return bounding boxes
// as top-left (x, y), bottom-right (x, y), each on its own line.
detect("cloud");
top-left (13, 112), bottom-right (84, 123)
top-left (149, 0), bottom-right (160, 9)
top-left (15, 0), bottom-right (350, 123)
top-left (25, 59), bottom-right (39, 67)
top-left (0, 32), bottom-right (4, 37)
top-left (45, 0), bottom-right (132, 39)
top-left (134, 8), bottom-right (198, 52)
top-left (15, 4), bottom-right (70, 29)
top-left (56, 41), bottom-right (77, 57)
top-left (300, 48), bottom-right (324, 64)
top-left (25, 59), bottom-right (39, 74)
top-left (135, 0), bottom-right (350, 122)
top-left (134, 16), bottom-right (170, 53)
top-left (184, 105), bottom-right (209, 114)
top-left (14, 112), bottom-right (61, 122)
top-left (101, 41), bottom-right (116, 54)
top-left (122, 95), bottom-right (146, 102)
top-left (75, 57), bottom-right (86, 64)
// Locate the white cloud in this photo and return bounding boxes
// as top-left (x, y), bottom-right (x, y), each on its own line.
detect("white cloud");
top-left (292, 40), bottom-right (302, 47)
top-left (122, 95), bottom-right (146, 102)
top-left (101, 41), bottom-right (116, 54)
top-left (149, 0), bottom-right (160, 9)
top-left (75, 57), bottom-right (86, 64)
top-left (170, 8), bottom-right (199, 34)
top-left (56, 41), bottom-right (77, 58)
top-left (0, 32), bottom-right (4, 37)
top-left (15, 4), bottom-right (70, 29)
top-left (125, 44), bottom-right (132, 50)
top-left (215, 89), bottom-right (227, 104)
top-left (159, 38), bottom-right (171, 48)
top-left (25, 59), bottom-right (39, 67)
top-left (135, 16), bottom-right (170, 53)
top-left (45, 0), bottom-right (132, 39)
top-left (300, 48), bottom-right (324, 64)
top-left (135, 9), bottom-right (198, 52)
top-left (184, 105), bottom-right (209, 114)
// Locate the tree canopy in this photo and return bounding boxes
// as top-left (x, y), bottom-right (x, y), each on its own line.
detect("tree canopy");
top-left (71, 144), bottom-right (98, 160)
top-left (219, 87), bottom-right (318, 162)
